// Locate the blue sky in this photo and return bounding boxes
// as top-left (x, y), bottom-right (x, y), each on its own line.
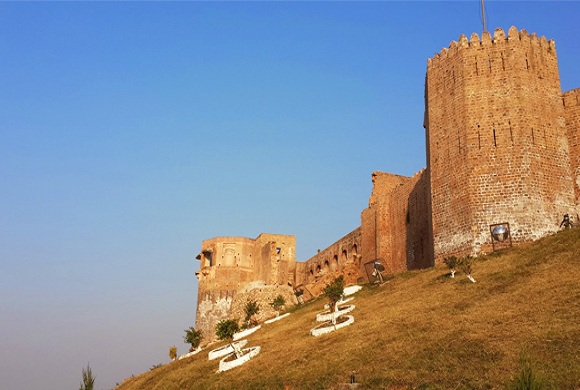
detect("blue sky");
top-left (1, 2), bottom-right (579, 389)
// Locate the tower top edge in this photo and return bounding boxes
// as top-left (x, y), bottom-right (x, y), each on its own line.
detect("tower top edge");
top-left (427, 26), bottom-right (556, 67)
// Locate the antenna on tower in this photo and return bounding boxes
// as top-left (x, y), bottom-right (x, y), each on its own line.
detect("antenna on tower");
top-left (480, 0), bottom-right (487, 32)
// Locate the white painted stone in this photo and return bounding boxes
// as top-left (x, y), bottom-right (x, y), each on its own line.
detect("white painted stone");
top-left (264, 313), bottom-right (291, 324)
top-left (233, 325), bottom-right (261, 341)
top-left (324, 296), bottom-right (354, 309)
top-left (310, 315), bottom-right (355, 337)
top-left (217, 346), bottom-right (261, 372)
top-left (208, 339), bottom-right (248, 360)
top-left (178, 347), bottom-right (202, 360)
top-left (316, 305), bottom-right (355, 322)
top-left (343, 285), bottom-right (363, 296)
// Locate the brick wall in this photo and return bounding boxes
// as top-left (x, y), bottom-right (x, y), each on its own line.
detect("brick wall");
top-left (297, 228), bottom-right (362, 289)
top-left (360, 171), bottom-right (407, 271)
top-left (564, 88), bottom-right (580, 207)
top-left (195, 234), bottom-right (296, 341)
top-left (389, 169), bottom-right (433, 270)
top-left (426, 27), bottom-right (576, 260)
top-left (361, 170), bottom-right (433, 273)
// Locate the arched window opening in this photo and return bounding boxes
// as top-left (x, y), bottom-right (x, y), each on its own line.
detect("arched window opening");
top-left (323, 260), bottom-right (330, 274)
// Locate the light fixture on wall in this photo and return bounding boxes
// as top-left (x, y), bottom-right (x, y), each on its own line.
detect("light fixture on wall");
top-left (490, 222), bottom-right (512, 251)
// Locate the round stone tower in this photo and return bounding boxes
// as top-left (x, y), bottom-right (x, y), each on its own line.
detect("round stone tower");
top-left (425, 26), bottom-right (575, 259)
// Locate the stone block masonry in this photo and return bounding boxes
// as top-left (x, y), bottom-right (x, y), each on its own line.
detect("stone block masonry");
top-left (360, 170), bottom-right (433, 274)
top-left (426, 27), bottom-right (577, 260)
top-left (195, 234), bottom-right (296, 341)
top-left (564, 88), bottom-right (580, 205)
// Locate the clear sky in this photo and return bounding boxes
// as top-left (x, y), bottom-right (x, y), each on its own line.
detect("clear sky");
top-left (1, 1), bottom-right (578, 389)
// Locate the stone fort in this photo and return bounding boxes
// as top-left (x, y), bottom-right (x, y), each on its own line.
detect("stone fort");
top-left (195, 26), bottom-right (580, 341)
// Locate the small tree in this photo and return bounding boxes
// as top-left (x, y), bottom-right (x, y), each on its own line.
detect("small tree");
top-left (323, 276), bottom-right (345, 324)
top-left (216, 319), bottom-right (242, 358)
top-left (79, 364), bottom-right (95, 390)
top-left (243, 299), bottom-right (260, 328)
top-left (184, 327), bottom-right (203, 352)
top-left (169, 345), bottom-right (177, 361)
top-left (459, 256), bottom-right (476, 283)
top-left (270, 295), bottom-right (286, 314)
top-left (443, 256), bottom-right (459, 278)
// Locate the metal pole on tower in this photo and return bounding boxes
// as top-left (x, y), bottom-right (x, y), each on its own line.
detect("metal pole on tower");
top-left (481, 0), bottom-right (487, 32)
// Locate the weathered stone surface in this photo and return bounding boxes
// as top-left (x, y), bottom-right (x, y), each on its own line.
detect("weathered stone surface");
top-left (426, 26), bottom-right (578, 261)
top-left (564, 88), bottom-right (580, 205)
top-left (195, 234), bottom-right (296, 342)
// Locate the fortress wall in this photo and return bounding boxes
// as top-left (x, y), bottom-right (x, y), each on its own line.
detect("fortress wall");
top-left (360, 170), bottom-right (432, 272)
top-left (195, 267), bottom-right (254, 342)
top-left (464, 28), bottom-right (574, 249)
top-left (296, 228), bottom-right (361, 294)
top-left (197, 236), bottom-right (255, 269)
top-left (564, 88), bottom-right (580, 206)
top-left (253, 234), bottom-right (296, 286)
top-left (294, 262), bottom-right (308, 286)
top-left (368, 171), bottom-right (409, 206)
top-left (360, 172), bottom-right (408, 271)
top-left (426, 27), bottom-right (575, 259)
top-left (195, 234), bottom-right (296, 342)
top-left (228, 285), bottom-right (298, 326)
top-left (360, 206), bottom-right (377, 272)
top-left (425, 32), bottom-right (474, 258)
top-left (389, 169), bottom-right (433, 270)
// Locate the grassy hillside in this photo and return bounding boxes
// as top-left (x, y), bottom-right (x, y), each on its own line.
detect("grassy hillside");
top-left (117, 229), bottom-right (580, 390)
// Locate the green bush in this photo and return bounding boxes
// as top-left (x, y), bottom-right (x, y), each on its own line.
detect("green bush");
top-left (183, 326), bottom-right (203, 351)
top-left (323, 275), bottom-right (345, 312)
top-left (270, 295), bottom-right (286, 312)
top-left (443, 256), bottom-right (458, 270)
top-left (169, 345), bottom-right (177, 361)
top-left (215, 319), bottom-right (240, 343)
top-left (79, 364), bottom-right (95, 390)
top-left (243, 299), bottom-right (260, 327)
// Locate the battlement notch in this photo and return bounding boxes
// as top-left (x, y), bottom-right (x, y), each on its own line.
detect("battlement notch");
top-left (427, 26), bottom-right (556, 69)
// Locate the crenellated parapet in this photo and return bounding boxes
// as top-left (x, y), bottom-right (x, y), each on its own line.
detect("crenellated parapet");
top-left (564, 88), bottom-right (580, 108)
top-left (426, 27), bottom-right (561, 105)
top-left (428, 26), bottom-right (556, 69)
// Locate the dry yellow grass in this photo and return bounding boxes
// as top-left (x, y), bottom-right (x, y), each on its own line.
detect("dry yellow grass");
top-left (117, 229), bottom-right (580, 390)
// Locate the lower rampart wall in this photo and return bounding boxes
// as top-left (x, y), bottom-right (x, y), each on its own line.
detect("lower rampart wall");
top-left (295, 228), bottom-right (362, 297)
